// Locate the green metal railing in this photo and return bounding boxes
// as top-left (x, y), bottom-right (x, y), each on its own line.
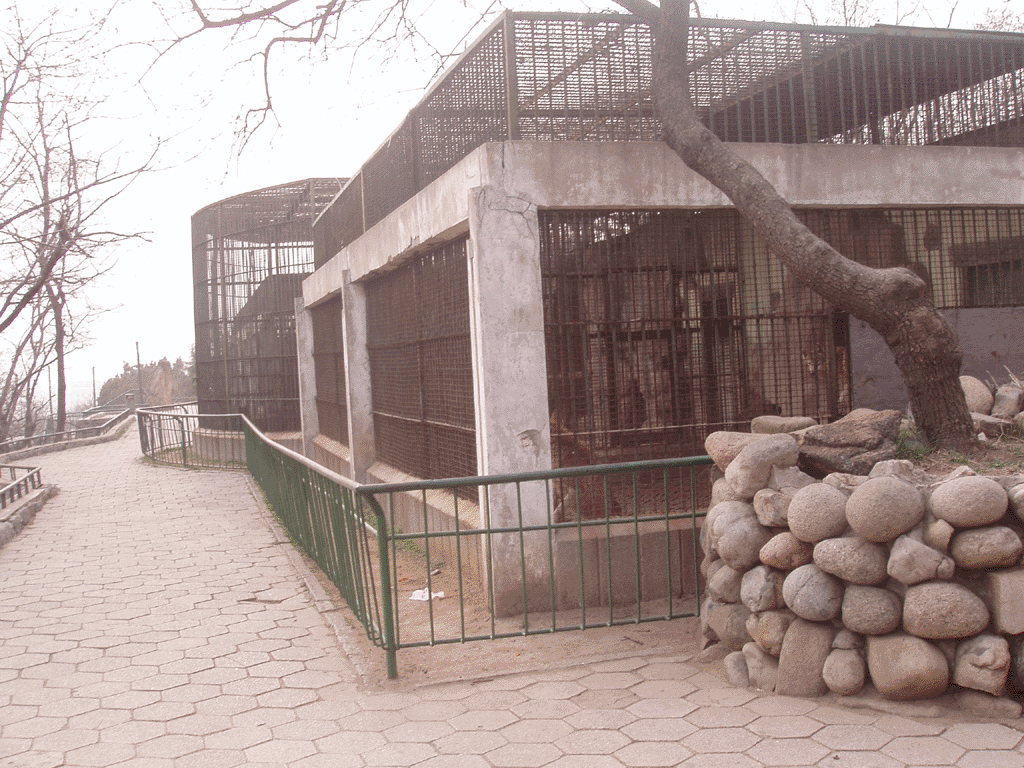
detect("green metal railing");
top-left (0, 465), bottom-right (43, 509)
top-left (139, 407), bottom-right (715, 678)
top-left (137, 403), bottom-right (247, 468)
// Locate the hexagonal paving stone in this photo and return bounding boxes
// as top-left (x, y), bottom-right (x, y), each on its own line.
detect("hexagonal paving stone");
top-left (685, 705), bottom-right (757, 729)
top-left (433, 730), bottom-right (509, 755)
top-left (510, 699), bottom-right (580, 720)
top-left (812, 723), bottom-right (895, 751)
top-left (500, 719), bottom-right (573, 743)
top-left (521, 681), bottom-right (585, 700)
top-left (621, 717), bottom-right (698, 742)
top-left (747, 715), bottom-right (823, 739)
top-left (576, 672), bottom-right (643, 690)
top-left (554, 729), bottom-right (631, 754)
top-left (744, 737), bottom-right (831, 766)
top-left (615, 740), bottom-right (695, 767)
top-left (382, 720), bottom-right (454, 743)
top-left (362, 742), bottom-right (438, 767)
top-left (882, 736), bottom-right (966, 766)
top-left (486, 741), bottom-right (564, 768)
top-left (244, 738), bottom-right (317, 763)
top-left (681, 727), bottom-right (759, 754)
top-left (449, 710), bottom-right (518, 732)
top-left (942, 723), bottom-right (1023, 750)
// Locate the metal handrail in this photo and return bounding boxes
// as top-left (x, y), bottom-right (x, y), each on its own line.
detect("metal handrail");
top-left (0, 465), bottom-right (42, 509)
top-left (0, 408), bottom-right (133, 455)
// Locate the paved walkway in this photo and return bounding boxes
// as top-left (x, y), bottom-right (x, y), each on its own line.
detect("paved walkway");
top-left (1, 427), bottom-right (1023, 768)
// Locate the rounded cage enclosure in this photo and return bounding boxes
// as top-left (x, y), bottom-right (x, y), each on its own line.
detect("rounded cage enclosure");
top-left (192, 178), bottom-right (344, 433)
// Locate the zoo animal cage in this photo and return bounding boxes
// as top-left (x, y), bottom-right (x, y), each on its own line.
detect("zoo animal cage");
top-left (193, 178), bottom-right (344, 432)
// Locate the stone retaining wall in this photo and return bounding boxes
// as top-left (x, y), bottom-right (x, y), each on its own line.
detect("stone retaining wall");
top-left (700, 431), bottom-right (1024, 713)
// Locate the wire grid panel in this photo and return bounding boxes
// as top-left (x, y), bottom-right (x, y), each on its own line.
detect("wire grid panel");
top-left (311, 297), bottom-right (350, 447)
top-left (416, 24), bottom-right (509, 189)
top-left (513, 15), bottom-right (659, 142)
top-left (314, 175), bottom-right (363, 270)
top-left (365, 237), bottom-right (477, 483)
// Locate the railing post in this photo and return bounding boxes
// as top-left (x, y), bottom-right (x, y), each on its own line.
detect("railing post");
top-left (178, 417), bottom-right (189, 467)
top-left (362, 493), bottom-right (398, 679)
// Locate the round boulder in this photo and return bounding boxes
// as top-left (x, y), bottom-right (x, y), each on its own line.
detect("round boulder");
top-left (823, 648), bottom-right (866, 696)
top-left (788, 484), bottom-right (850, 543)
top-left (782, 564), bottom-right (844, 622)
top-left (746, 608), bottom-right (796, 657)
top-left (724, 433), bottom-right (801, 500)
top-left (717, 515), bottom-right (774, 572)
top-left (846, 477), bottom-right (925, 542)
top-left (813, 536), bottom-right (888, 585)
top-left (760, 532), bottom-right (813, 571)
top-left (867, 633), bottom-right (950, 701)
top-left (929, 476), bottom-right (1008, 528)
top-left (707, 564), bottom-right (743, 604)
top-left (740, 565), bottom-right (786, 613)
top-left (954, 634), bottom-right (1011, 697)
top-left (960, 375), bottom-right (993, 415)
top-left (841, 585), bottom-right (902, 636)
top-left (949, 526), bottom-right (1023, 570)
top-left (903, 581), bottom-right (990, 640)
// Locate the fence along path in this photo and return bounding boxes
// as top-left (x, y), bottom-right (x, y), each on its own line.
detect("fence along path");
top-left (1, 423), bottom-right (1022, 767)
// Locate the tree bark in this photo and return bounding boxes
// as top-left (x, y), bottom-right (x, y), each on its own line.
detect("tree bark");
top-left (643, 0), bottom-right (976, 450)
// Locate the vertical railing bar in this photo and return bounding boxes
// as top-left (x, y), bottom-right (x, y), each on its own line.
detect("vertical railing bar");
top-left (604, 473), bottom-right (613, 627)
top-left (546, 478), bottom-right (556, 633)
top-left (632, 470), bottom-right (641, 623)
top-left (516, 481), bottom-right (529, 635)
top-left (452, 490), bottom-right (467, 643)
top-left (422, 487), bottom-right (436, 645)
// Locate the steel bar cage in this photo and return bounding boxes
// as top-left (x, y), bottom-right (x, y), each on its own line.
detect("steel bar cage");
top-left (540, 206), bottom-right (1024, 465)
top-left (313, 11), bottom-right (1024, 267)
top-left (193, 178), bottom-right (344, 433)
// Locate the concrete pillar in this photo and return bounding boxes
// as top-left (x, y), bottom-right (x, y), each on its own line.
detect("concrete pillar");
top-left (294, 298), bottom-right (318, 459)
top-left (467, 184), bottom-right (553, 615)
top-left (341, 273), bottom-right (376, 483)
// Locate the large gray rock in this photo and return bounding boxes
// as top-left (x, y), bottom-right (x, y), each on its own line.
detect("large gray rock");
top-left (846, 477), bottom-right (925, 543)
top-left (887, 535), bottom-right (955, 585)
top-left (991, 384), bottom-right (1024, 420)
top-left (823, 648), bottom-right (866, 696)
top-left (710, 477), bottom-right (747, 507)
top-left (742, 642), bottom-right (779, 692)
top-left (868, 459), bottom-right (933, 486)
top-left (705, 431), bottom-right (765, 472)
top-left (782, 564), bottom-right (844, 622)
top-left (752, 488), bottom-right (791, 528)
top-left (759, 532), bottom-right (813, 571)
top-left (822, 472), bottom-right (870, 495)
top-left (903, 581), bottom-right (990, 640)
top-left (746, 609), bottom-right (797, 657)
top-left (705, 602), bottom-right (753, 651)
top-left (707, 564), bottom-right (743, 603)
top-left (813, 536), bottom-right (888, 585)
top-left (707, 501), bottom-right (756, 551)
top-left (717, 515), bottom-right (774, 572)
top-left (953, 634), bottom-right (1010, 697)
top-left (740, 565), bottom-right (786, 613)
top-left (929, 476), bottom-right (1009, 528)
top-left (923, 517), bottom-right (955, 552)
top-left (751, 415), bottom-right (818, 434)
top-left (798, 409), bottom-right (903, 476)
top-left (841, 586), bottom-right (903, 636)
top-left (776, 619), bottom-right (835, 697)
top-left (972, 413), bottom-right (1013, 440)
top-left (949, 526), bottom-right (1023, 570)
top-left (725, 434), bottom-right (801, 500)
top-left (960, 375), bottom-right (993, 415)
top-left (988, 567), bottom-right (1024, 635)
top-left (787, 484), bottom-right (849, 544)
top-left (1009, 483), bottom-right (1024, 522)
top-left (724, 651), bottom-right (750, 688)
top-left (867, 633), bottom-right (950, 701)
top-left (955, 690), bottom-right (1023, 719)
top-left (767, 465), bottom-right (817, 494)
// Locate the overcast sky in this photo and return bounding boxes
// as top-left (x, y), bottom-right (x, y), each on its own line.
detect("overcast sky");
top-left (42, 0), bottom-right (994, 406)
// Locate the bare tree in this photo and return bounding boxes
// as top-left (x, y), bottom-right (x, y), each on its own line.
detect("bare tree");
top-left (159, 0), bottom-right (980, 450)
top-left (0, 8), bottom-right (155, 438)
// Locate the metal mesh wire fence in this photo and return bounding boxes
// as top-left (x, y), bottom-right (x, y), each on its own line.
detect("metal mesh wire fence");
top-left (540, 205), bottom-right (1024, 466)
top-left (365, 237), bottom-right (477, 485)
top-left (311, 297), bottom-right (350, 447)
top-left (313, 12), bottom-right (1024, 264)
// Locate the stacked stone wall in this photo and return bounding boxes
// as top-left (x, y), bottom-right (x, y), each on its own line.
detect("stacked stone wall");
top-left (701, 430), bottom-right (1024, 713)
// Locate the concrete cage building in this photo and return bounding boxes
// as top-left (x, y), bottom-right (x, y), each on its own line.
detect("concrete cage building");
top-left (201, 12), bottom-right (1024, 613)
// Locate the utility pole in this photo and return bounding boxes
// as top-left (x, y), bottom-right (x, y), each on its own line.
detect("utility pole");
top-left (92, 367), bottom-right (96, 408)
top-left (136, 342), bottom-right (143, 405)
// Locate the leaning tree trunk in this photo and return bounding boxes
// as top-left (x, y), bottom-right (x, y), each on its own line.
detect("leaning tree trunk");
top-left (637, 0), bottom-right (976, 451)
